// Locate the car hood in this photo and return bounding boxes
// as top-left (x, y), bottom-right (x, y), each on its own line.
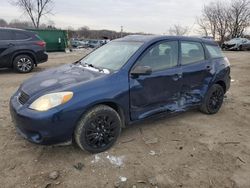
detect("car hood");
top-left (21, 64), bottom-right (107, 96)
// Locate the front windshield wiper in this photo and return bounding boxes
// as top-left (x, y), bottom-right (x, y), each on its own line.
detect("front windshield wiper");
top-left (81, 62), bottom-right (104, 72)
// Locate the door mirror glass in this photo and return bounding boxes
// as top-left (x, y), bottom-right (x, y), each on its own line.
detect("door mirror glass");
top-left (131, 65), bottom-right (152, 76)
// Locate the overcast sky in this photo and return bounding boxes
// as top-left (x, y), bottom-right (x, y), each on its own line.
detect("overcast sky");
top-left (0, 0), bottom-right (215, 34)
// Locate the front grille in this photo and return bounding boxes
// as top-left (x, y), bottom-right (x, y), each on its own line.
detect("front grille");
top-left (18, 91), bottom-right (30, 105)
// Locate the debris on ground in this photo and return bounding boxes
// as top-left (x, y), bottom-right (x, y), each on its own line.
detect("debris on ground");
top-left (149, 150), bottom-right (156, 156)
top-left (237, 156), bottom-right (246, 164)
top-left (139, 128), bottom-right (158, 144)
top-left (220, 141), bottom-right (240, 145)
top-left (148, 176), bottom-right (157, 186)
top-left (119, 176), bottom-right (127, 182)
top-left (114, 176), bottom-right (127, 188)
top-left (91, 154), bottom-right (101, 164)
top-left (120, 137), bottom-right (135, 144)
top-left (179, 146), bottom-right (183, 150)
top-left (145, 138), bottom-right (158, 144)
top-left (106, 155), bottom-right (125, 167)
top-left (137, 180), bottom-right (146, 184)
top-left (73, 162), bottom-right (84, 170)
top-left (44, 183), bottom-right (52, 188)
top-left (48, 171), bottom-right (59, 180)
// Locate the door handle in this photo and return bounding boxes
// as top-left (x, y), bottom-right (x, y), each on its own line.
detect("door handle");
top-left (206, 65), bottom-right (212, 71)
top-left (8, 43), bottom-right (15, 46)
top-left (172, 73), bottom-right (182, 81)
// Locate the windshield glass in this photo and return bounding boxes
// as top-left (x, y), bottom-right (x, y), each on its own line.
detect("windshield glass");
top-left (81, 41), bottom-right (142, 71)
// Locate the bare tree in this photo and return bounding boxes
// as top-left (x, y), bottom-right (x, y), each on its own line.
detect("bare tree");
top-left (0, 18), bottom-right (8, 27)
top-left (11, 0), bottom-right (53, 28)
top-left (214, 2), bottom-right (230, 43)
top-left (197, 2), bottom-right (228, 43)
top-left (228, 0), bottom-right (250, 38)
top-left (196, 17), bottom-right (209, 36)
top-left (198, 0), bottom-right (250, 41)
top-left (77, 26), bottom-right (91, 38)
top-left (169, 24), bottom-right (189, 36)
top-left (202, 3), bottom-right (218, 39)
top-left (9, 19), bottom-right (34, 29)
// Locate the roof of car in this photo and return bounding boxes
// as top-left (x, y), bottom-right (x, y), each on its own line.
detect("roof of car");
top-left (0, 27), bottom-right (35, 34)
top-left (115, 35), bottom-right (217, 45)
top-left (0, 27), bottom-right (26, 31)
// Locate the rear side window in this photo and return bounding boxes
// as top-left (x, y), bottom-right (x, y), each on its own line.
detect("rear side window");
top-left (35, 34), bottom-right (43, 40)
top-left (0, 30), bottom-right (13, 40)
top-left (206, 44), bottom-right (224, 58)
top-left (14, 32), bottom-right (31, 40)
top-left (181, 41), bottom-right (205, 65)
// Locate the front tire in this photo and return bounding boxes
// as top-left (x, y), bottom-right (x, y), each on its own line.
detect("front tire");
top-left (200, 84), bottom-right (224, 114)
top-left (13, 55), bottom-right (34, 73)
top-left (74, 105), bottom-right (122, 153)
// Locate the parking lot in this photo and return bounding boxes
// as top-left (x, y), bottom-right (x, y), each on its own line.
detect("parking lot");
top-left (0, 50), bottom-right (250, 188)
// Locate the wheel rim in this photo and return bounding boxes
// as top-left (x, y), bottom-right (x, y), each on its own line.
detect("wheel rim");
top-left (85, 115), bottom-right (118, 149)
top-left (17, 58), bottom-right (32, 72)
top-left (208, 89), bottom-right (224, 111)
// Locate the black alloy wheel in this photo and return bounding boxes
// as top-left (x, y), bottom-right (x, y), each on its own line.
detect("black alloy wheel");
top-left (200, 84), bottom-right (225, 114)
top-left (75, 105), bottom-right (122, 153)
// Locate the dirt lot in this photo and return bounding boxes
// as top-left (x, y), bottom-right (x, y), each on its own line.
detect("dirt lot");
top-left (0, 50), bottom-right (250, 188)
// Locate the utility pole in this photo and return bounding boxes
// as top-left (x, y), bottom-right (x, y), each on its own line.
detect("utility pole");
top-left (120, 26), bottom-right (123, 38)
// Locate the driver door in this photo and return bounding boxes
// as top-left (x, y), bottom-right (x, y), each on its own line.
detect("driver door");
top-left (129, 40), bottom-right (182, 121)
top-left (0, 30), bottom-right (14, 68)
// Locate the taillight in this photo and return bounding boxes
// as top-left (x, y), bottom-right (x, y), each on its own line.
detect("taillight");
top-left (35, 41), bottom-right (46, 48)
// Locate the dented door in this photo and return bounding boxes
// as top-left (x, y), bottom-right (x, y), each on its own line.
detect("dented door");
top-left (179, 41), bottom-right (212, 106)
top-left (129, 40), bottom-right (182, 121)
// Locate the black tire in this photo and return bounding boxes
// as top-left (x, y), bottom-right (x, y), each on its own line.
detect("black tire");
top-left (200, 84), bottom-right (224, 114)
top-left (74, 105), bottom-right (122, 153)
top-left (239, 45), bottom-right (243, 51)
top-left (13, 55), bottom-right (34, 73)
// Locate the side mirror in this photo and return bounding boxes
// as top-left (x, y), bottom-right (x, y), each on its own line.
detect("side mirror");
top-left (131, 65), bottom-right (152, 76)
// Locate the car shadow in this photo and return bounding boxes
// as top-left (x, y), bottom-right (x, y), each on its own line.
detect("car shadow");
top-left (35, 109), bottom-right (201, 157)
top-left (0, 68), bottom-right (16, 74)
top-left (126, 108), bottom-right (200, 128)
top-left (0, 67), bottom-right (46, 75)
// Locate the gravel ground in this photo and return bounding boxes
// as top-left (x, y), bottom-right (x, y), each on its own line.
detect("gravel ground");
top-left (0, 50), bottom-right (250, 188)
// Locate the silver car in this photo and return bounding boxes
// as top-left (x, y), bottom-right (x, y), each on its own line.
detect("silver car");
top-left (222, 38), bottom-right (250, 51)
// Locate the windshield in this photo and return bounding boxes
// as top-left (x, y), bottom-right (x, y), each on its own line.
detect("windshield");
top-left (81, 41), bottom-right (142, 71)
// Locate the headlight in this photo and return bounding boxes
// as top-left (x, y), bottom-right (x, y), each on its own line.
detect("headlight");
top-left (29, 92), bottom-right (73, 111)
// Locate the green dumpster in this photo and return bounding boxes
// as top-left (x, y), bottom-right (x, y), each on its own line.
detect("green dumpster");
top-left (28, 29), bottom-right (68, 52)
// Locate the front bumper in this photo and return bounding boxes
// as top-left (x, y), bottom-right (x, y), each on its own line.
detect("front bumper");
top-left (9, 93), bottom-right (78, 145)
top-left (223, 44), bottom-right (238, 50)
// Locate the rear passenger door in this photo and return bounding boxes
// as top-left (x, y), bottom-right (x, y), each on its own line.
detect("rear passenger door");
top-left (0, 30), bottom-right (14, 67)
top-left (180, 41), bottom-right (212, 104)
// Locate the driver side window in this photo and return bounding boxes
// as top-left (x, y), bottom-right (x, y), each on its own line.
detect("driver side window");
top-left (136, 41), bottom-right (178, 72)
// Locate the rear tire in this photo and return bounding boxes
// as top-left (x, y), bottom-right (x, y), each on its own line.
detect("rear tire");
top-left (200, 84), bottom-right (224, 114)
top-left (13, 55), bottom-right (34, 73)
top-left (74, 105), bottom-right (122, 153)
